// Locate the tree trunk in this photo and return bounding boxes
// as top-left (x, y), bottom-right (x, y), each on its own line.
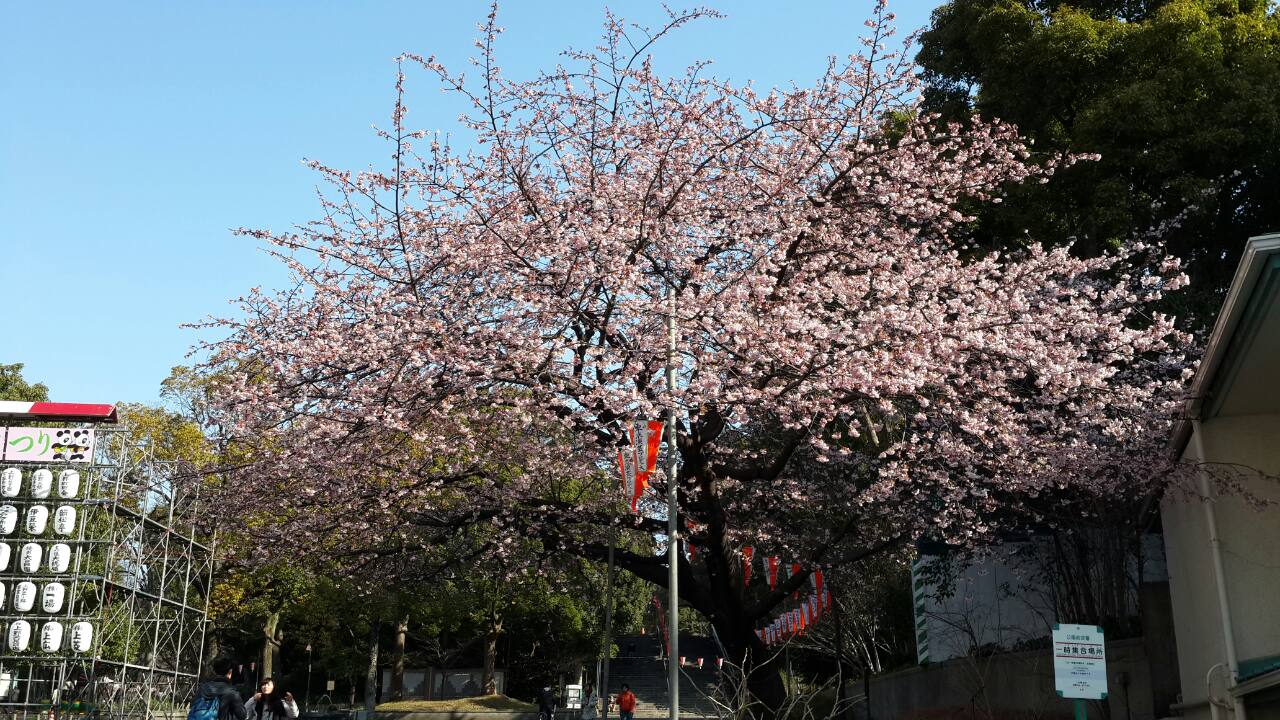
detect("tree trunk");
top-left (713, 617), bottom-right (787, 713)
top-left (262, 612), bottom-right (282, 679)
top-left (391, 615), bottom-right (409, 700)
top-left (365, 619), bottom-right (381, 711)
top-left (481, 609), bottom-right (503, 695)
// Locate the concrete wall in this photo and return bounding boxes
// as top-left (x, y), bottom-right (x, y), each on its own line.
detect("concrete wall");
top-left (915, 547), bottom-right (1056, 664)
top-left (915, 536), bottom-right (1166, 665)
top-left (1163, 413), bottom-right (1280, 719)
top-left (862, 638), bottom-right (1158, 720)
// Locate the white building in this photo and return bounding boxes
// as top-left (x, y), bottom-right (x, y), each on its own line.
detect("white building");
top-left (1164, 234), bottom-right (1280, 719)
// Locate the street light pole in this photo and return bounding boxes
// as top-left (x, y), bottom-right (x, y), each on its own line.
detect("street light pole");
top-left (305, 644), bottom-right (313, 713)
top-left (601, 528), bottom-right (615, 720)
top-left (666, 286), bottom-right (680, 720)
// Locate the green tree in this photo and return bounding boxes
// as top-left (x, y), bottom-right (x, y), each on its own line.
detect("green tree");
top-left (918, 0), bottom-right (1280, 323)
top-left (0, 362), bottom-right (49, 401)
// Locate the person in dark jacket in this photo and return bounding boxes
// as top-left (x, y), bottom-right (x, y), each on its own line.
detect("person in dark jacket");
top-left (537, 686), bottom-right (557, 720)
top-left (196, 657), bottom-right (248, 720)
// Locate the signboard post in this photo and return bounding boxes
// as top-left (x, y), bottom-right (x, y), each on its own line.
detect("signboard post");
top-left (1053, 623), bottom-right (1107, 719)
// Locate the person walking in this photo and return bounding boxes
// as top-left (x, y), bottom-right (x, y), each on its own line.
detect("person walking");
top-left (537, 686), bottom-right (557, 720)
top-left (244, 678), bottom-right (299, 720)
top-left (580, 684), bottom-right (599, 720)
top-left (189, 657), bottom-right (247, 720)
top-left (615, 684), bottom-right (636, 720)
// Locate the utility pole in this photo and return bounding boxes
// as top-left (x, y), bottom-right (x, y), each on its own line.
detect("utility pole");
top-left (666, 286), bottom-right (680, 720)
top-left (600, 528), bottom-right (616, 720)
top-left (305, 644), bottom-right (313, 712)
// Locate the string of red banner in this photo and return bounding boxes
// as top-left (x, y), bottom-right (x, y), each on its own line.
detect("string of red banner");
top-left (749, 552), bottom-right (831, 647)
top-left (619, 421), bottom-right (831, 649)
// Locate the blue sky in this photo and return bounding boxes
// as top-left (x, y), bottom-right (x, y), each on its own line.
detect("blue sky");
top-left (1, 1), bottom-right (940, 406)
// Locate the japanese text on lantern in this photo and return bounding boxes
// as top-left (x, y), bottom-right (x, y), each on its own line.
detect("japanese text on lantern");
top-left (0, 428), bottom-right (95, 463)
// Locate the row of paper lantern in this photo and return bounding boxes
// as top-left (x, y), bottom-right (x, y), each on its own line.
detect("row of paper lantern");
top-left (0, 581), bottom-right (67, 613)
top-left (0, 543), bottom-right (72, 574)
top-left (0, 469), bottom-right (81, 499)
top-left (0, 504), bottom-right (77, 536)
top-left (6, 620), bottom-right (92, 653)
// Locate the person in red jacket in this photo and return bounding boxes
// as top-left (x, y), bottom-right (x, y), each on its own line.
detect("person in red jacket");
top-left (615, 684), bottom-right (637, 720)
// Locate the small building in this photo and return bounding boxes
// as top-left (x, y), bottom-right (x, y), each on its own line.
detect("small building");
top-left (1163, 234), bottom-right (1280, 718)
top-left (378, 667), bottom-right (507, 700)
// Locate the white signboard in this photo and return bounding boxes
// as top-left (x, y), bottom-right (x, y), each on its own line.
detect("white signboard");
top-left (1, 427), bottom-right (95, 463)
top-left (563, 684), bottom-right (582, 710)
top-left (1053, 623), bottom-right (1107, 700)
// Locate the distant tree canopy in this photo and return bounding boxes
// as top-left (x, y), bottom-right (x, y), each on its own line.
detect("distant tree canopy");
top-left (918, 0), bottom-right (1280, 324)
top-left (0, 363), bottom-right (49, 402)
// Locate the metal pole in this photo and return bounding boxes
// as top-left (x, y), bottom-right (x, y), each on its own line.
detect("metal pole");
top-left (600, 529), bottom-right (615, 720)
top-left (832, 581), bottom-right (848, 720)
top-left (306, 644), bottom-right (313, 712)
top-left (666, 286), bottom-right (680, 720)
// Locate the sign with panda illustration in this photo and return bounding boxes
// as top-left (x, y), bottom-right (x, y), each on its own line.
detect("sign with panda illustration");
top-left (25, 505), bottom-right (48, 535)
top-left (1, 428), bottom-right (95, 464)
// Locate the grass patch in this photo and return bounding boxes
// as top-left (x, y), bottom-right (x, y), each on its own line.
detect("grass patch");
top-left (375, 696), bottom-right (537, 713)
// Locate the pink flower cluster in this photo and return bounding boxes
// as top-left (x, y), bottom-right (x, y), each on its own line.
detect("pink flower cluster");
top-left (197, 5), bottom-right (1190, 601)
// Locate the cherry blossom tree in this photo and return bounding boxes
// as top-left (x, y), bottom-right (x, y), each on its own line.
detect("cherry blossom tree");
top-left (200, 3), bottom-right (1190, 708)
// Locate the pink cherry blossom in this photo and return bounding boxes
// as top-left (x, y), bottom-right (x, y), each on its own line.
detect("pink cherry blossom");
top-left (196, 4), bottom-right (1191, 706)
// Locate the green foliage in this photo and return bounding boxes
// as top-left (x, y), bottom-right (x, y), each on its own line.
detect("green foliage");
top-left (918, 0), bottom-right (1280, 324)
top-left (0, 362), bottom-right (49, 401)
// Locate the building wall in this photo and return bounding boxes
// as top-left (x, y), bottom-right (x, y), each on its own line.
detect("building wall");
top-left (863, 638), bottom-right (1158, 720)
top-left (914, 536), bottom-right (1167, 665)
top-left (1164, 413), bottom-right (1280, 718)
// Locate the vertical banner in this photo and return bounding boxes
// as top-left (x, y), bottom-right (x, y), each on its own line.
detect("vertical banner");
top-left (768, 556), bottom-right (780, 590)
top-left (619, 420), bottom-right (664, 513)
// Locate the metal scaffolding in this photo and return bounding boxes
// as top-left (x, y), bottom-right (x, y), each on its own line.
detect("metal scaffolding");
top-left (0, 425), bottom-right (214, 719)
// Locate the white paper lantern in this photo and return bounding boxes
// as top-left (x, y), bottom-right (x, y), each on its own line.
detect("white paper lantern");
top-left (57, 470), bottom-right (80, 499)
top-left (0, 468), bottom-right (21, 497)
top-left (13, 582), bottom-right (35, 612)
top-left (0, 582), bottom-right (6, 609)
top-left (30, 470), bottom-right (52, 499)
top-left (40, 621), bottom-right (63, 652)
top-left (0, 505), bottom-right (17, 535)
top-left (53, 506), bottom-right (76, 536)
top-left (24, 506), bottom-right (48, 535)
top-left (0, 543), bottom-right (10, 571)
top-left (70, 622), bottom-right (92, 652)
top-left (41, 583), bottom-right (65, 614)
top-left (19, 543), bottom-right (41, 573)
top-left (8, 620), bottom-right (31, 652)
top-left (47, 544), bottom-right (71, 573)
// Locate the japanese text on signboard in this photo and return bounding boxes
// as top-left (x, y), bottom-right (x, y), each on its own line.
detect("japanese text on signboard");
top-left (0, 428), bottom-right (95, 463)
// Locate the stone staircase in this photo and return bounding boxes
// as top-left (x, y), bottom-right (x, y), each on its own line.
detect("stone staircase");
top-left (603, 634), bottom-right (724, 719)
